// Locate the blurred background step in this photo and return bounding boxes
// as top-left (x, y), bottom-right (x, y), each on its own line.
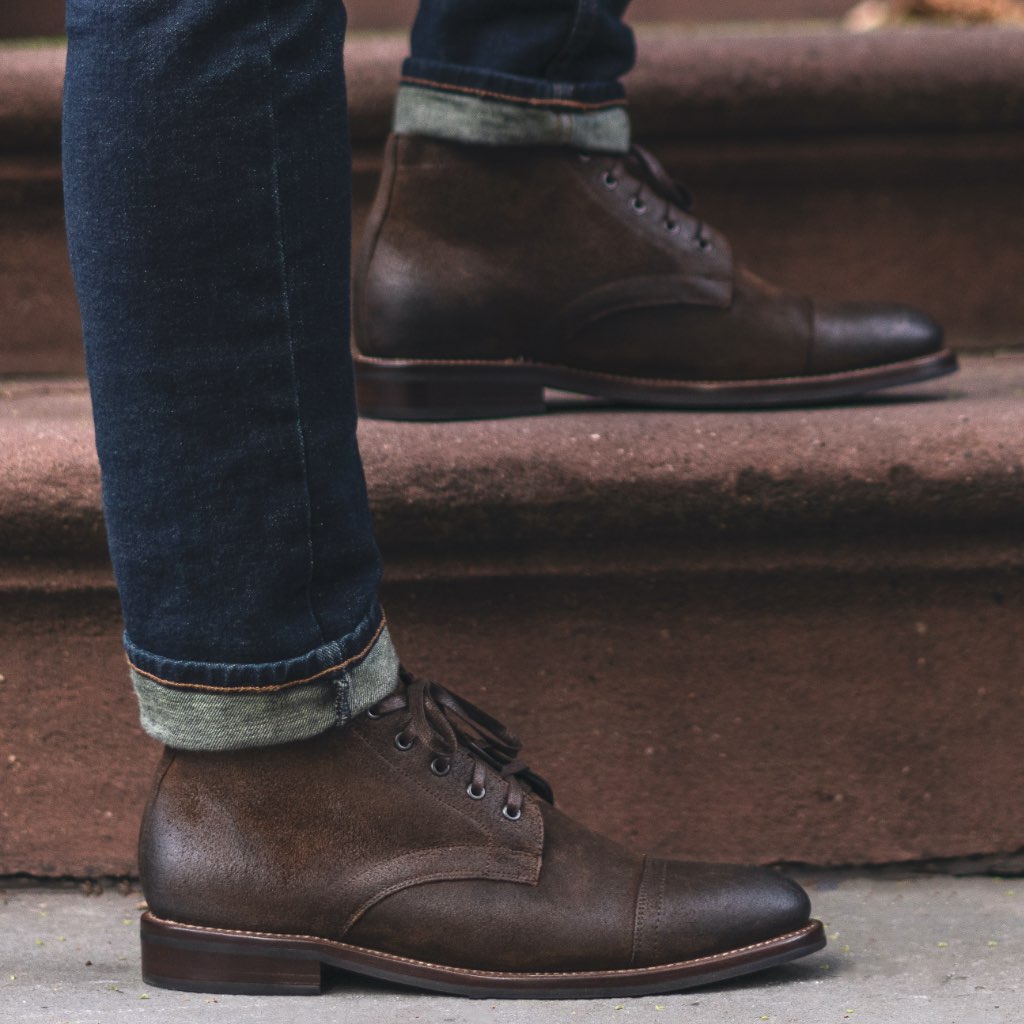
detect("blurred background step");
top-left (1, 356), bottom-right (1022, 876)
top-left (1, 0), bottom-right (857, 38)
top-left (2, 24), bottom-right (1023, 376)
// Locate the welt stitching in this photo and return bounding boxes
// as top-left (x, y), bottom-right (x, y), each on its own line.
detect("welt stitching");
top-left (400, 76), bottom-right (626, 111)
top-left (355, 353), bottom-right (939, 389)
top-left (127, 615), bottom-right (386, 693)
top-left (148, 913), bottom-right (819, 978)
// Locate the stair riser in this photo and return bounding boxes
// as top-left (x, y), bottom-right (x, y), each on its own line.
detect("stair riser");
top-left (2, 568), bottom-right (1021, 877)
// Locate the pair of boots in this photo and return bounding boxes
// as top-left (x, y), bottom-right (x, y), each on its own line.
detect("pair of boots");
top-left (140, 136), bottom-right (951, 998)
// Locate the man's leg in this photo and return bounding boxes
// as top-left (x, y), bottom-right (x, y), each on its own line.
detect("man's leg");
top-left (352, 0), bottom-right (956, 420)
top-left (398, 0), bottom-right (635, 152)
top-left (63, 0), bottom-right (823, 997)
top-left (64, 0), bottom-right (394, 746)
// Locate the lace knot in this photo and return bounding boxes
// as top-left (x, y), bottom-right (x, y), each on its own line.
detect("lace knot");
top-left (367, 668), bottom-right (553, 820)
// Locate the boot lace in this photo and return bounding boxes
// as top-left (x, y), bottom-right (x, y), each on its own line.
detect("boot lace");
top-left (366, 668), bottom-right (554, 821)
top-left (582, 144), bottom-right (711, 248)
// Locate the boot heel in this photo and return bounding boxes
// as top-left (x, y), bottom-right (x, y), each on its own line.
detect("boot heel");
top-left (355, 357), bottom-right (545, 421)
top-left (140, 913), bottom-right (326, 995)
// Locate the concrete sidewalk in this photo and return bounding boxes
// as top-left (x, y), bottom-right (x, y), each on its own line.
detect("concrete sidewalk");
top-left (1, 873), bottom-right (1020, 1023)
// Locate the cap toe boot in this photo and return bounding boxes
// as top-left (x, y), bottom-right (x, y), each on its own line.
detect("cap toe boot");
top-left (138, 672), bottom-right (825, 998)
top-left (353, 136), bottom-right (957, 419)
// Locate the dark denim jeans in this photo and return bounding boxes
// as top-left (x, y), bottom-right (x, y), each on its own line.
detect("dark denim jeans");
top-left (408, 0), bottom-right (635, 107)
top-left (62, 0), bottom-right (634, 749)
top-left (399, 1), bottom-right (635, 151)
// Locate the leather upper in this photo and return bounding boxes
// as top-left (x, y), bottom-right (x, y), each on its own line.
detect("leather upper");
top-left (354, 135), bottom-right (943, 381)
top-left (140, 677), bottom-right (811, 973)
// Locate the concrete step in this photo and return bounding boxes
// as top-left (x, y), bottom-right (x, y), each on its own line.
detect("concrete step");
top-left (1, 355), bottom-right (1023, 877)
top-left (4, 874), bottom-right (1022, 1018)
top-left (2, 24), bottom-right (1023, 375)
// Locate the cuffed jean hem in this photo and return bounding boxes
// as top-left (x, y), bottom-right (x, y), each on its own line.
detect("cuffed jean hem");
top-left (125, 612), bottom-right (400, 751)
top-left (401, 57), bottom-right (627, 108)
top-left (393, 84), bottom-right (631, 154)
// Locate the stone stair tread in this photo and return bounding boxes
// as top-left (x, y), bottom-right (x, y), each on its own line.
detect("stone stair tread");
top-left (1, 354), bottom-right (1022, 573)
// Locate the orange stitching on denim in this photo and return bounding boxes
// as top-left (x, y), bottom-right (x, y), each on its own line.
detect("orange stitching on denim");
top-left (127, 616), bottom-right (387, 694)
top-left (400, 77), bottom-right (627, 112)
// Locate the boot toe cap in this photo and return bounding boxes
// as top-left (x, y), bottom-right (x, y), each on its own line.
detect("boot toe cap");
top-left (634, 860), bottom-right (812, 967)
top-left (810, 302), bottom-right (944, 374)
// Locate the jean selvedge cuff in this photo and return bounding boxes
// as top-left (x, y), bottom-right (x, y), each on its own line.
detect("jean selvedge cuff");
top-left (125, 609), bottom-right (400, 751)
top-left (400, 57), bottom-right (627, 108)
top-left (393, 84), bottom-right (631, 155)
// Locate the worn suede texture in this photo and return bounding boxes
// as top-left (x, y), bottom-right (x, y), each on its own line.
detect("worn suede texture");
top-left (140, 686), bottom-right (811, 974)
top-left (354, 135), bottom-right (944, 383)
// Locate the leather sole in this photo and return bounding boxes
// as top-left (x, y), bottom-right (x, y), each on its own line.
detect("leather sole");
top-left (354, 349), bottom-right (959, 421)
top-left (140, 912), bottom-right (826, 999)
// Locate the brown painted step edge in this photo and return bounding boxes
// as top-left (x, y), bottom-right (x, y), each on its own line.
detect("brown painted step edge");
top-left (140, 912), bottom-right (826, 999)
top-left (353, 350), bottom-right (960, 421)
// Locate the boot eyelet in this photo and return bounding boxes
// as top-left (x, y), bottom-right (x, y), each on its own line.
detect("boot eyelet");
top-left (602, 172), bottom-right (619, 190)
top-left (466, 782), bottom-right (486, 800)
top-left (365, 709), bottom-right (382, 720)
top-left (394, 732), bottom-right (414, 751)
top-left (697, 237), bottom-right (711, 250)
top-left (631, 197), bottom-right (647, 214)
top-left (430, 757), bottom-right (451, 777)
top-left (502, 805), bottom-right (522, 821)
top-left (664, 219), bottom-right (680, 235)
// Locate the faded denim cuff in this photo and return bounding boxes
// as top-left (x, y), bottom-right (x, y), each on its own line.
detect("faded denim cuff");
top-left (393, 84), bottom-right (631, 154)
top-left (125, 608), bottom-right (400, 751)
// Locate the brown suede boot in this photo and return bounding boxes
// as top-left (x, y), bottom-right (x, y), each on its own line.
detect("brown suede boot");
top-left (138, 670), bottom-right (824, 998)
top-left (352, 135), bottom-right (956, 420)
